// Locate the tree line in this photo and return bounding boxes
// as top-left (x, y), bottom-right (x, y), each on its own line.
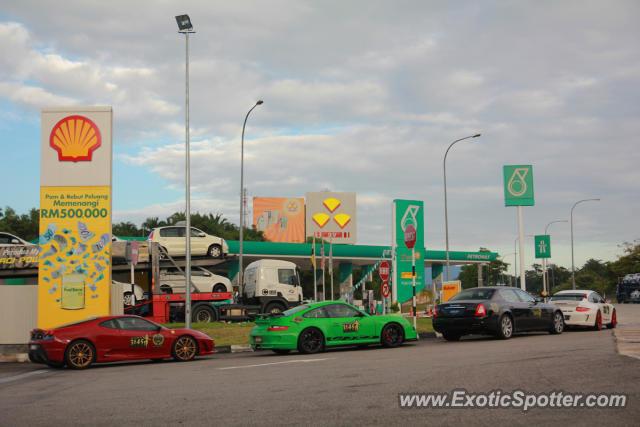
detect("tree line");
top-left (457, 241), bottom-right (640, 297)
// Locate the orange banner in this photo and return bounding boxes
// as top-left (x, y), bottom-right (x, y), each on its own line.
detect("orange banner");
top-left (253, 198), bottom-right (305, 243)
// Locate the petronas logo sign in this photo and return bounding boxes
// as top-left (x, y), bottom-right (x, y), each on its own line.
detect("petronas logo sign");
top-left (503, 165), bottom-right (535, 206)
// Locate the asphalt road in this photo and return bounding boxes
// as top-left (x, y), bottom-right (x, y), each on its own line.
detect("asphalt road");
top-left (2, 305), bottom-right (640, 426)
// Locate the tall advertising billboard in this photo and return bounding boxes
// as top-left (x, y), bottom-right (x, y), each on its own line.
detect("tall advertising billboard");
top-left (392, 200), bottom-right (425, 303)
top-left (253, 197), bottom-right (305, 243)
top-left (39, 107), bottom-right (112, 328)
top-left (305, 192), bottom-right (356, 244)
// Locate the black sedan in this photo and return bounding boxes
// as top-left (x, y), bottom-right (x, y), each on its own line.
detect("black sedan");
top-left (433, 287), bottom-right (564, 341)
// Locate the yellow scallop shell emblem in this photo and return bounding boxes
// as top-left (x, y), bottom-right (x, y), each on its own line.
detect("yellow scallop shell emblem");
top-left (50, 115), bottom-right (101, 162)
top-left (322, 198), bottom-right (341, 213)
top-left (333, 213), bottom-right (351, 229)
top-left (312, 213), bottom-right (330, 228)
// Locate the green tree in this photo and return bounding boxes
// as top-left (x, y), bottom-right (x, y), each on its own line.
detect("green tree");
top-left (112, 221), bottom-right (142, 237)
top-left (458, 249), bottom-right (509, 289)
top-left (0, 206), bottom-right (39, 240)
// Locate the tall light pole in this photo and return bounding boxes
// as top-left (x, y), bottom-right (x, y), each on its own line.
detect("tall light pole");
top-left (543, 219), bottom-right (567, 296)
top-left (175, 14), bottom-right (195, 328)
top-left (238, 100), bottom-right (263, 299)
top-left (514, 234), bottom-right (534, 288)
top-left (571, 198), bottom-right (600, 289)
top-left (443, 133), bottom-right (481, 281)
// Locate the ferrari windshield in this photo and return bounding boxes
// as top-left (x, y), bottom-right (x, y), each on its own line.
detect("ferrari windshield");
top-left (449, 288), bottom-right (496, 301)
top-left (550, 294), bottom-right (586, 301)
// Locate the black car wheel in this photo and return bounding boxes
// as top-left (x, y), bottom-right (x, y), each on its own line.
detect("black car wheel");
top-left (272, 349), bottom-right (291, 355)
top-left (298, 328), bottom-right (324, 354)
top-left (212, 283), bottom-right (227, 293)
top-left (172, 336), bottom-right (198, 361)
top-left (65, 340), bottom-right (96, 369)
top-left (497, 314), bottom-right (513, 340)
top-left (550, 311), bottom-right (564, 334)
top-left (381, 323), bottom-right (404, 348)
top-left (208, 244), bottom-right (223, 258)
top-left (442, 332), bottom-right (461, 341)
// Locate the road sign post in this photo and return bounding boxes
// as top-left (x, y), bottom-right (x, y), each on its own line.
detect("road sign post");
top-left (503, 165), bottom-right (535, 291)
top-left (126, 240), bottom-right (139, 305)
top-left (404, 224), bottom-right (417, 332)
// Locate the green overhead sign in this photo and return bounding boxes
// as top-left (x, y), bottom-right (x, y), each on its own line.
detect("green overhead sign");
top-left (503, 165), bottom-right (535, 206)
top-left (535, 235), bottom-right (551, 259)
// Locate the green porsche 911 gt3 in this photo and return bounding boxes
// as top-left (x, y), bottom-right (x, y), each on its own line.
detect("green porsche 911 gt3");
top-left (250, 301), bottom-right (418, 354)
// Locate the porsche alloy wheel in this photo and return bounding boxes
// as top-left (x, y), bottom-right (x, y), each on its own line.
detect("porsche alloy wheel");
top-left (593, 311), bottom-right (602, 330)
top-left (550, 311), bottom-right (564, 334)
top-left (607, 310), bottom-right (617, 329)
top-left (65, 340), bottom-right (95, 369)
top-left (172, 336), bottom-right (198, 362)
top-left (298, 328), bottom-right (324, 354)
top-left (381, 323), bottom-right (404, 348)
top-left (497, 314), bottom-right (513, 340)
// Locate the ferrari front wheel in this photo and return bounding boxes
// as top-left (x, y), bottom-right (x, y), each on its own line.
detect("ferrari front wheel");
top-left (65, 340), bottom-right (95, 370)
top-left (172, 336), bottom-right (198, 362)
top-left (298, 328), bottom-right (324, 354)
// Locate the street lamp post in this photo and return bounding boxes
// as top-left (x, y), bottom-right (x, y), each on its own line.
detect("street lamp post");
top-left (443, 133), bottom-right (481, 281)
top-left (238, 100), bottom-right (263, 299)
top-left (543, 219), bottom-right (568, 296)
top-left (571, 198), bottom-right (600, 289)
top-left (175, 14), bottom-right (195, 328)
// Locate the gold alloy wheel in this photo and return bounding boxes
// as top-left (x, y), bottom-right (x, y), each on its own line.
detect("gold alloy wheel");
top-left (173, 336), bottom-right (197, 361)
top-left (67, 341), bottom-right (94, 369)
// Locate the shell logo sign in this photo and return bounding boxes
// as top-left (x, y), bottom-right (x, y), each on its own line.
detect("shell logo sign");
top-left (50, 115), bottom-right (101, 162)
top-left (306, 192), bottom-right (356, 244)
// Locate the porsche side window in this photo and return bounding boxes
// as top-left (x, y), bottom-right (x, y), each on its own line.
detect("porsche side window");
top-left (325, 304), bottom-right (361, 318)
top-left (303, 307), bottom-right (328, 318)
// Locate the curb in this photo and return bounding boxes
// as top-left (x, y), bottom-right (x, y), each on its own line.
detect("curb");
top-left (0, 353), bottom-right (29, 363)
top-left (215, 344), bottom-right (254, 354)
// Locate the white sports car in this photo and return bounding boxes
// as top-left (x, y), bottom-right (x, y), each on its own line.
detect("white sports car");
top-left (550, 290), bottom-right (616, 329)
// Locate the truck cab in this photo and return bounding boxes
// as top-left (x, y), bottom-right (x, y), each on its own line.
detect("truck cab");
top-left (242, 259), bottom-right (303, 313)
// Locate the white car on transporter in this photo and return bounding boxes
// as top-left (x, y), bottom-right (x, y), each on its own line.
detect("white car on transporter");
top-left (550, 290), bottom-right (617, 330)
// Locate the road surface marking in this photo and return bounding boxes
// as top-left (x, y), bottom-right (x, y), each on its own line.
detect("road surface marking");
top-left (218, 358), bottom-right (334, 370)
top-left (0, 369), bottom-right (49, 384)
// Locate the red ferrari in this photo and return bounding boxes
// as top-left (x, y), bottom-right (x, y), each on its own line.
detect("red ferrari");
top-left (29, 315), bottom-right (214, 369)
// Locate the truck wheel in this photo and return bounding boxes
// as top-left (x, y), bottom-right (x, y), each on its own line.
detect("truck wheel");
top-left (65, 340), bottom-right (96, 369)
top-left (265, 302), bottom-right (286, 314)
top-left (208, 244), bottom-right (223, 258)
top-left (212, 283), bottom-right (227, 293)
top-left (298, 328), bottom-right (324, 354)
top-left (172, 335), bottom-right (198, 361)
top-left (192, 305), bottom-right (216, 323)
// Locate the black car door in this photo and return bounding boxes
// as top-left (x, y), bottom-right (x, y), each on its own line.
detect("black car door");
top-left (499, 289), bottom-right (531, 331)
top-left (514, 289), bottom-right (546, 331)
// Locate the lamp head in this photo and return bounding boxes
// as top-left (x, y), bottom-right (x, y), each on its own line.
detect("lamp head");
top-left (175, 15), bottom-right (193, 31)
top-left (256, 100), bottom-right (264, 105)
top-left (472, 133), bottom-right (481, 138)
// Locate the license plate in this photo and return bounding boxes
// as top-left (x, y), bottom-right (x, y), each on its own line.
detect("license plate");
top-left (254, 336), bottom-right (263, 343)
top-left (30, 344), bottom-right (38, 350)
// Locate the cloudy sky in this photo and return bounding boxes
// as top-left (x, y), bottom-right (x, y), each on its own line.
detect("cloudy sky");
top-left (1, 1), bottom-right (638, 272)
